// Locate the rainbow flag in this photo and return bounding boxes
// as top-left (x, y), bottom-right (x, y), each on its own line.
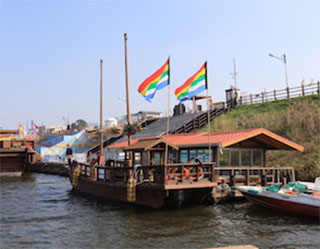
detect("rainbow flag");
top-left (175, 62), bottom-right (207, 102)
top-left (138, 59), bottom-right (170, 101)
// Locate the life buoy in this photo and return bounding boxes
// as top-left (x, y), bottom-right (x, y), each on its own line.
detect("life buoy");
top-left (167, 167), bottom-right (178, 180)
top-left (167, 167), bottom-right (192, 180)
top-left (190, 166), bottom-right (204, 180)
top-left (183, 167), bottom-right (191, 179)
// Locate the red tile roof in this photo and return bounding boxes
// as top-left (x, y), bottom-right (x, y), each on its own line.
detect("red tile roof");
top-left (108, 128), bottom-right (304, 152)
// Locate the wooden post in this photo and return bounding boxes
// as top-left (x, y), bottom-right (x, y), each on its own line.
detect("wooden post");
top-left (124, 33), bottom-right (132, 168)
top-left (317, 81), bottom-right (320, 94)
top-left (246, 169), bottom-right (249, 186)
top-left (291, 167), bottom-right (296, 182)
top-left (192, 97), bottom-right (196, 113)
top-left (124, 33), bottom-right (131, 146)
top-left (261, 92), bottom-right (264, 103)
top-left (286, 87), bottom-right (290, 99)
top-left (181, 165), bottom-right (184, 183)
top-left (274, 89), bottom-right (277, 100)
top-left (250, 94), bottom-right (253, 104)
top-left (99, 59), bottom-right (104, 162)
top-left (164, 57), bottom-right (170, 167)
top-left (302, 84), bottom-right (305, 96)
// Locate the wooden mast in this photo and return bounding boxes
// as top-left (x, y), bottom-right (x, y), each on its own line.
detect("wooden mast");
top-left (205, 61), bottom-right (212, 162)
top-left (100, 59), bottom-right (104, 159)
top-left (164, 57), bottom-right (170, 165)
top-left (124, 33), bottom-right (131, 146)
top-left (124, 33), bottom-right (133, 166)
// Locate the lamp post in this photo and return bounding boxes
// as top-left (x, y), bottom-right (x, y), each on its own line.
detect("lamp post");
top-left (269, 53), bottom-right (289, 88)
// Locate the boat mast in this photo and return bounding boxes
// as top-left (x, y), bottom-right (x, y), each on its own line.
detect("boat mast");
top-left (100, 59), bottom-right (104, 158)
top-left (124, 33), bottom-right (131, 146)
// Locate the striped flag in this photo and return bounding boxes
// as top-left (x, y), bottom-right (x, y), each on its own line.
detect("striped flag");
top-left (137, 59), bottom-right (170, 102)
top-left (32, 121), bottom-right (39, 136)
top-left (175, 62), bottom-right (207, 102)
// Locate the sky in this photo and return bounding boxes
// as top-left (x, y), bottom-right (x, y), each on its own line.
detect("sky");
top-left (1, 0), bottom-right (319, 129)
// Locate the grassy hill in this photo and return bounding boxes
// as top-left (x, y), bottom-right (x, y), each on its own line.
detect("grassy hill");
top-left (200, 95), bottom-right (320, 180)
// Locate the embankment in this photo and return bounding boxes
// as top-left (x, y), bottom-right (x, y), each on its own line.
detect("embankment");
top-left (200, 95), bottom-right (320, 180)
top-left (26, 162), bottom-right (69, 177)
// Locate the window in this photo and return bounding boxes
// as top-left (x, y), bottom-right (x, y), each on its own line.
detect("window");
top-left (151, 152), bottom-right (161, 165)
top-left (190, 150), bottom-right (197, 161)
top-left (180, 150), bottom-right (188, 163)
top-left (230, 150), bottom-right (240, 166)
top-left (169, 151), bottom-right (177, 163)
top-left (241, 150), bottom-right (251, 166)
top-left (253, 150), bottom-right (262, 166)
top-left (134, 152), bottom-right (141, 165)
top-left (219, 150), bottom-right (229, 166)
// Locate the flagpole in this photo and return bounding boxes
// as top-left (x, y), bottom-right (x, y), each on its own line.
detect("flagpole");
top-left (205, 61), bottom-right (212, 162)
top-left (124, 33), bottom-right (131, 147)
top-left (165, 57), bottom-right (170, 166)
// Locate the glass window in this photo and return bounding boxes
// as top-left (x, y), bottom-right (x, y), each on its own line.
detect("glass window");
top-left (180, 150), bottom-right (188, 163)
top-left (169, 151), bottom-right (177, 163)
top-left (253, 150), bottom-right (262, 166)
top-left (152, 152), bottom-right (161, 165)
top-left (190, 150), bottom-right (196, 161)
top-left (241, 150), bottom-right (251, 166)
top-left (203, 149), bottom-right (210, 162)
top-left (219, 150), bottom-right (229, 166)
top-left (230, 150), bottom-right (240, 166)
top-left (134, 152), bottom-right (141, 165)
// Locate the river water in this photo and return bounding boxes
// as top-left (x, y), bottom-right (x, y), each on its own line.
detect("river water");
top-left (1, 173), bottom-right (319, 249)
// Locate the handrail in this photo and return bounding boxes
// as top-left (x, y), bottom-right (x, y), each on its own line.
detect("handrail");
top-left (78, 162), bottom-right (294, 187)
top-left (239, 82), bottom-right (319, 106)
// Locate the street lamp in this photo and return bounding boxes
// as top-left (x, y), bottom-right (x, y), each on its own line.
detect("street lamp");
top-left (269, 53), bottom-right (289, 88)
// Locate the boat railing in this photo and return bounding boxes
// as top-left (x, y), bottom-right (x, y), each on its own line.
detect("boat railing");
top-left (214, 166), bottom-right (295, 186)
top-left (164, 162), bottom-right (217, 185)
top-left (78, 162), bottom-right (295, 187)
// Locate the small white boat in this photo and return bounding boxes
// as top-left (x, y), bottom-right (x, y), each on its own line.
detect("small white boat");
top-left (236, 178), bottom-right (320, 217)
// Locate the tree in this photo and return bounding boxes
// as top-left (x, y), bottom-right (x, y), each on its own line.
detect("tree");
top-left (74, 119), bottom-right (88, 130)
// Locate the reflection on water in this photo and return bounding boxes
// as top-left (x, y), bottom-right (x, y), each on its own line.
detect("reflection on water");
top-left (1, 173), bottom-right (319, 249)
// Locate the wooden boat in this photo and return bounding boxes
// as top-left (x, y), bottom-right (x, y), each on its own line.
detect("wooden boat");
top-left (235, 178), bottom-right (320, 217)
top-left (68, 35), bottom-right (305, 209)
top-left (0, 131), bottom-right (38, 176)
top-left (70, 161), bottom-right (217, 208)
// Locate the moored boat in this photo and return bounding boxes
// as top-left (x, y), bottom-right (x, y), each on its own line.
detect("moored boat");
top-left (235, 178), bottom-right (320, 217)
top-left (0, 130), bottom-right (38, 176)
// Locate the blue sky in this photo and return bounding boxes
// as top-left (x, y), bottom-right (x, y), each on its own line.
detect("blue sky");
top-left (1, 0), bottom-right (319, 129)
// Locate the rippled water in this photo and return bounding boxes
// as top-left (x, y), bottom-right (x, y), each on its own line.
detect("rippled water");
top-left (1, 173), bottom-right (319, 249)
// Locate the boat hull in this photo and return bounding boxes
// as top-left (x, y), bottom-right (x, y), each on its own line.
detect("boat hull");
top-left (0, 148), bottom-right (26, 176)
top-left (71, 174), bottom-right (214, 208)
top-left (239, 189), bottom-right (320, 217)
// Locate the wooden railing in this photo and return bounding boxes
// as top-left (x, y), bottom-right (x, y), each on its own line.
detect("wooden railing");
top-left (171, 106), bottom-right (229, 134)
top-left (165, 162), bottom-right (216, 184)
top-left (238, 82), bottom-right (319, 106)
top-left (79, 161), bottom-right (293, 188)
top-left (215, 166), bottom-right (295, 186)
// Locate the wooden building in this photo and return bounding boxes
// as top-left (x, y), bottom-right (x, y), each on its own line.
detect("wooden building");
top-left (109, 128), bottom-right (303, 187)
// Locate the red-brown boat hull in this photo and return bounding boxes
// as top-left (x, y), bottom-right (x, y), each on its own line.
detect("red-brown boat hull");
top-left (71, 175), bottom-right (214, 208)
top-left (242, 192), bottom-right (320, 217)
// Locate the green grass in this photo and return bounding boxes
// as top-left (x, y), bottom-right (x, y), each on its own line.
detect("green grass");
top-left (200, 95), bottom-right (320, 180)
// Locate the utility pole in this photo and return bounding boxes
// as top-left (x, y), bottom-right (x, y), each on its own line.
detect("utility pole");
top-left (231, 57), bottom-right (238, 90)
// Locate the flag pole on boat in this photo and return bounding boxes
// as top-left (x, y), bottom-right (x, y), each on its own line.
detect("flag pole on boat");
top-left (124, 33), bottom-right (132, 165)
top-left (164, 57), bottom-right (171, 166)
top-left (205, 61), bottom-right (212, 162)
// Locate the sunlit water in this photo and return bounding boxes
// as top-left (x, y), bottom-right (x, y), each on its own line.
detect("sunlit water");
top-left (1, 173), bottom-right (319, 249)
